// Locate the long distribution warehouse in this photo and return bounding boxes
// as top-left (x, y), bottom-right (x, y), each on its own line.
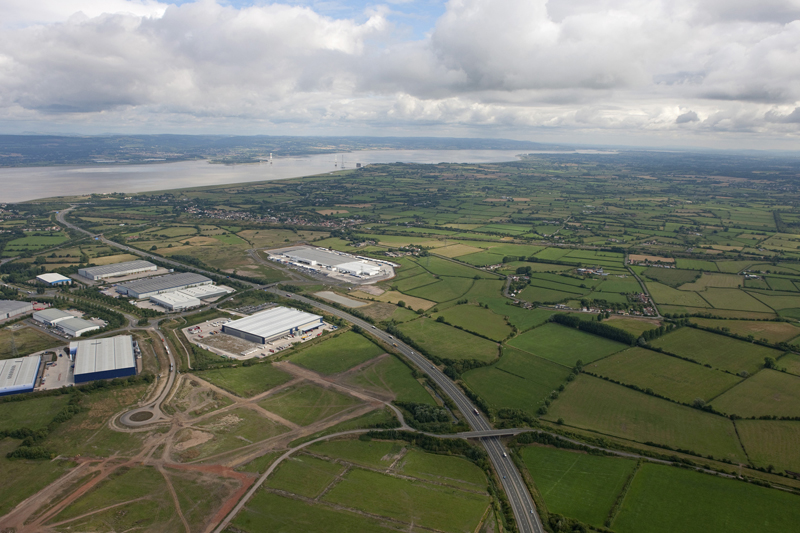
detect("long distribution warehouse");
top-left (273, 246), bottom-right (383, 277)
top-left (0, 355), bottom-right (42, 396)
top-left (71, 335), bottom-right (137, 383)
top-left (222, 306), bottom-right (323, 344)
top-left (79, 260), bottom-right (157, 281)
top-left (116, 273), bottom-right (212, 299)
top-left (0, 300), bottom-right (33, 320)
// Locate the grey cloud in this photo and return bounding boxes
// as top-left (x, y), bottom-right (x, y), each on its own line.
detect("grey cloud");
top-left (0, 0), bottom-right (799, 146)
top-left (676, 111), bottom-right (699, 123)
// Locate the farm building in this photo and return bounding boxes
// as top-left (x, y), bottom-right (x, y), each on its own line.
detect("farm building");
top-left (78, 260), bottom-right (157, 281)
top-left (71, 335), bottom-right (136, 384)
top-left (116, 272), bottom-right (212, 299)
top-left (0, 300), bottom-right (33, 320)
top-left (150, 291), bottom-right (201, 312)
top-left (33, 308), bottom-right (74, 326)
top-left (272, 246), bottom-right (383, 277)
top-left (0, 355), bottom-right (42, 396)
top-left (222, 306), bottom-right (323, 344)
top-left (36, 273), bottom-right (72, 286)
top-left (57, 317), bottom-right (101, 338)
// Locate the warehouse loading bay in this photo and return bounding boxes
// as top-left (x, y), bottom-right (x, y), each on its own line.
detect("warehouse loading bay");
top-left (35, 342), bottom-right (144, 391)
top-left (182, 318), bottom-right (336, 360)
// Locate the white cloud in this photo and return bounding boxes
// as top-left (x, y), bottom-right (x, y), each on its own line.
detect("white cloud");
top-left (0, 0), bottom-right (799, 148)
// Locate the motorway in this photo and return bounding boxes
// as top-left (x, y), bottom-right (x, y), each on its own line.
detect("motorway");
top-left (267, 288), bottom-right (545, 533)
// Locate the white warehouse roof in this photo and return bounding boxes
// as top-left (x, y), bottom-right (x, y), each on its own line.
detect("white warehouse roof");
top-left (0, 355), bottom-right (41, 395)
top-left (73, 336), bottom-right (135, 377)
top-left (58, 317), bottom-right (101, 337)
top-left (37, 273), bottom-right (72, 284)
top-left (0, 300), bottom-right (33, 318)
top-left (150, 291), bottom-right (201, 310)
top-left (33, 308), bottom-right (74, 324)
top-left (224, 306), bottom-right (322, 340)
top-left (79, 260), bottom-right (156, 280)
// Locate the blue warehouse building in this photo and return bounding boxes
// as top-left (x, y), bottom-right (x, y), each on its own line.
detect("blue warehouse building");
top-left (72, 335), bottom-right (137, 384)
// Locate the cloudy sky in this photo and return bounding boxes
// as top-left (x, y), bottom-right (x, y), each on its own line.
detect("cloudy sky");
top-left (1, 0), bottom-right (800, 149)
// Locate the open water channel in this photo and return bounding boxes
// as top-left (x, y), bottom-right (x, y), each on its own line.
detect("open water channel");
top-left (0, 149), bottom-right (535, 203)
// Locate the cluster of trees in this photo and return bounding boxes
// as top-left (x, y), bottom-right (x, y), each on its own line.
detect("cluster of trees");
top-left (394, 401), bottom-right (464, 433)
top-left (74, 288), bottom-right (161, 318)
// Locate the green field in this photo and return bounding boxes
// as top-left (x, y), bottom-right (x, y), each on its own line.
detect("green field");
top-left (689, 318), bottom-right (800, 343)
top-left (605, 318), bottom-right (661, 336)
top-left (306, 439), bottom-right (403, 469)
top-left (412, 255), bottom-right (497, 279)
top-left (710, 370), bottom-right (800, 417)
top-left (230, 491), bottom-right (397, 532)
top-left (343, 354), bottom-right (436, 405)
top-left (463, 347), bottom-right (571, 416)
top-left (508, 323), bottom-right (626, 367)
top-left (0, 395), bottom-right (69, 431)
top-left (289, 331), bottom-right (384, 375)
top-left (266, 455), bottom-right (345, 498)
top-left (518, 285), bottom-right (577, 303)
top-left (198, 363), bottom-right (293, 398)
top-left (53, 465), bottom-right (171, 523)
top-left (397, 318), bottom-right (499, 362)
top-left (780, 352), bottom-right (800, 375)
top-left (0, 327), bottom-right (63, 359)
top-left (701, 288), bottom-right (774, 312)
top-left (398, 449), bottom-right (487, 491)
top-left (521, 445), bottom-right (637, 528)
top-left (323, 467), bottom-right (490, 533)
top-left (650, 327), bottom-right (783, 375)
top-left (735, 420), bottom-right (800, 473)
top-left (405, 276), bottom-right (475, 302)
top-left (645, 282), bottom-right (710, 307)
top-left (547, 375), bottom-right (746, 461)
top-left (588, 347), bottom-right (742, 404)
top-left (613, 463), bottom-right (800, 533)
top-left (435, 304), bottom-right (512, 341)
top-left (258, 382), bottom-right (362, 426)
top-left (186, 407), bottom-right (288, 461)
top-left (675, 259), bottom-right (719, 271)
top-left (0, 440), bottom-right (74, 517)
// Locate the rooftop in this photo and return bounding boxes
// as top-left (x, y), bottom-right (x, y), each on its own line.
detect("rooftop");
top-left (73, 336), bottom-right (135, 376)
top-left (224, 306), bottom-right (322, 339)
top-left (59, 317), bottom-right (100, 333)
top-left (280, 246), bottom-right (362, 267)
top-left (117, 272), bottom-right (211, 295)
top-left (79, 260), bottom-right (156, 277)
top-left (37, 273), bottom-right (71, 283)
top-left (0, 300), bottom-right (31, 314)
top-left (33, 308), bottom-right (74, 322)
top-left (0, 355), bottom-right (41, 392)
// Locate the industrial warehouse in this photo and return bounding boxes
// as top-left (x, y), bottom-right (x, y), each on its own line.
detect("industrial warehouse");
top-left (0, 300), bottom-right (33, 320)
top-left (33, 308), bottom-right (102, 337)
top-left (149, 285), bottom-right (235, 311)
top-left (268, 246), bottom-right (393, 279)
top-left (33, 308), bottom-right (74, 325)
top-left (71, 335), bottom-right (137, 384)
top-left (116, 272), bottom-right (212, 299)
top-left (36, 273), bottom-right (72, 286)
top-left (0, 355), bottom-right (42, 396)
top-left (222, 306), bottom-right (323, 344)
top-left (78, 260), bottom-right (157, 281)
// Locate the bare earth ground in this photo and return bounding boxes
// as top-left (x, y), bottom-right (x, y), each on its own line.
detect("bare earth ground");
top-left (0, 355), bottom-right (404, 533)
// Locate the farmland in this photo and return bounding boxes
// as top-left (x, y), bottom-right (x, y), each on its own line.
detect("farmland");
top-left (649, 327), bottom-right (783, 375)
top-left (258, 382), bottom-right (362, 426)
top-left (613, 463), bottom-right (800, 533)
top-left (197, 363), bottom-right (293, 398)
top-left (463, 347), bottom-right (571, 416)
top-left (397, 317), bottom-right (499, 362)
top-left (520, 445), bottom-right (637, 528)
top-left (710, 370), bottom-right (800, 418)
top-left (587, 347), bottom-right (742, 404)
top-left (289, 331), bottom-right (384, 375)
top-left (546, 375), bottom-right (747, 462)
top-left (342, 354), bottom-right (437, 405)
top-left (508, 323), bottom-right (627, 367)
